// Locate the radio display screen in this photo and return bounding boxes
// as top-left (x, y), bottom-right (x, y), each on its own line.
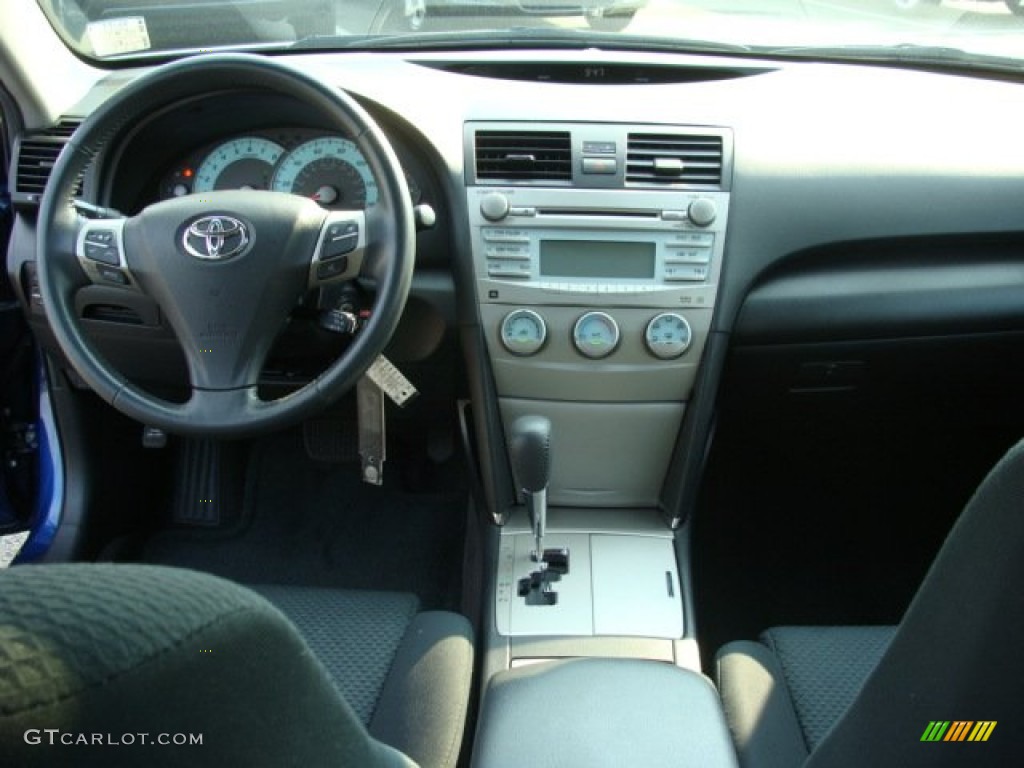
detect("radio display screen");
top-left (539, 240), bottom-right (656, 280)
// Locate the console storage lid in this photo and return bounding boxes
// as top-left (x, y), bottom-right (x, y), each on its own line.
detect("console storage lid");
top-left (471, 657), bottom-right (739, 768)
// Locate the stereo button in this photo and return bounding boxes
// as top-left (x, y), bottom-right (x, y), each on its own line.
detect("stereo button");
top-left (486, 245), bottom-right (530, 259)
top-left (488, 261), bottom-right (530, 278)
top-left (664, 265), bottom-right (709, 282)
top-left (687, 198), bottom-right (718, 227)
top-left (483, 229), bottom-right (530, 244)
top-left (672, 232), bottom-right (715, 247)
top-left (480, 193), bottom-right (510, 222)
top-left (665, 248), bottom-right (712, 265)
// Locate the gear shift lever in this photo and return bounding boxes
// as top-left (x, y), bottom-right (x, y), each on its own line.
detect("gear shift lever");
top-left (509, 415), bottom-right (551, 562)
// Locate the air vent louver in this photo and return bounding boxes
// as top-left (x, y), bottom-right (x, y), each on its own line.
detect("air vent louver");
top-left (14, 119), bottom-right (82, 199)
top-left (475, 130), bottom-right (571, 183)
top-left (626, 133), bottom-right (723, 187)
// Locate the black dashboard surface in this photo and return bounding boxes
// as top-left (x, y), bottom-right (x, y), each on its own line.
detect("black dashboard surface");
top-left (46, 50), bottom-right (1023, 336)
top-left (8, 50), bottom-right (1024, 406)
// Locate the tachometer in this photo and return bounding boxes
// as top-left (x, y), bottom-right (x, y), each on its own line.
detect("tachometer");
top-left (272, 137), bottom-right (378, 209)
top-left (193, 137), bottom-right (284, 193)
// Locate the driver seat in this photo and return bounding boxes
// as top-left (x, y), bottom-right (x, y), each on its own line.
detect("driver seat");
top-left (0, 564), bottom-right (473, 767)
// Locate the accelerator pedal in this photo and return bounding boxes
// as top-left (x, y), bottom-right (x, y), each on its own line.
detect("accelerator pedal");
top-left (171, 438), bottom-right (223, 527)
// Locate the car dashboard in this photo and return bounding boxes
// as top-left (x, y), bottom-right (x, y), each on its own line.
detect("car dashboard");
top-left (6, 36), bottom-right (1024, 768)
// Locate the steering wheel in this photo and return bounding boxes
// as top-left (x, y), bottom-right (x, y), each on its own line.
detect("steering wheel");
top-left (36, 54), bottom-right (415, 437)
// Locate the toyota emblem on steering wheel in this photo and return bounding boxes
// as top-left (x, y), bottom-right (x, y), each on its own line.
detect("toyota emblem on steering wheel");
top-left (183, 215), bottom-right (249, 260)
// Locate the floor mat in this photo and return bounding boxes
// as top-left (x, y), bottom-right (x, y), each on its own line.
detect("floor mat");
top-left (140, 430), bottom-right (467, 610)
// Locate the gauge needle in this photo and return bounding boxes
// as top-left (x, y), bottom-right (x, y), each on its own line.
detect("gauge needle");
top-left (312, 185), bottom-right (339, 205)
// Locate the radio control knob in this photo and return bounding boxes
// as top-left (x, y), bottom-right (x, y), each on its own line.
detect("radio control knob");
top-left (687, 198), bottom-right (717, 228)
top-left (480, 193), bottom-right (511, 222)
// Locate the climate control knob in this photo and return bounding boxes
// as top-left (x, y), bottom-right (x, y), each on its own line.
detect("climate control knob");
top-left (645, 313), bottom-right (692, 360)
top-left (573, 312), bottom-right (620, 359)
top-left (501, 309), bottom-right (547, 356)
top-left (480, 193), bottom-right (511, 222)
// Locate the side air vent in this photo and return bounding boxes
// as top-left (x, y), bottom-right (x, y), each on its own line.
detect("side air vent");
top-left (626, 133), bottom-right (723, 188)
top-left (475, 130), bottom-right (572, 183)
top-left (13, 119), bottom-right (82, 204)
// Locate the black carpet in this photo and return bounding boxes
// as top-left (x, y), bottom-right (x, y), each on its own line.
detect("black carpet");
top-left (139, 429), bottom-right (467, 610)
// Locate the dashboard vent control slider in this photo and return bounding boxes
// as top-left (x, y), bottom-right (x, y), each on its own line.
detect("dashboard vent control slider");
top-left (475, 130), bottom-right (572, 183)
top-left (626, 132), bottom-right (723, 187)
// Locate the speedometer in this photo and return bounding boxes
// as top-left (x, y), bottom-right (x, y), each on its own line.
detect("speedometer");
top-left (272, 137), bottom-right (378, 209)
top-left (193, 137), bottom-right (284, 193)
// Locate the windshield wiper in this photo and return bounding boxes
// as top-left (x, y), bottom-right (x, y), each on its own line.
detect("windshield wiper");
top-left (760, 43), bottom-right (1024, 75)
top-left (290, 27), bottom-right (752, 57)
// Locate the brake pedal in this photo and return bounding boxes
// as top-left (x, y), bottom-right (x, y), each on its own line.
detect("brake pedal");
top-left (303, 416), bottom-right (359, 463)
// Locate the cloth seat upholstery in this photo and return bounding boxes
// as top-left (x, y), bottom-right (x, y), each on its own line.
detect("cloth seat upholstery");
top-left (0, 564), bottom-right (472, 768)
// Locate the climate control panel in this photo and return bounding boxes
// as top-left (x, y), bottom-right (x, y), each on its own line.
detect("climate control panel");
top-left (483, 304), bottom-right (709, 404)
top-left (500, 308), bottom-right (692, 362)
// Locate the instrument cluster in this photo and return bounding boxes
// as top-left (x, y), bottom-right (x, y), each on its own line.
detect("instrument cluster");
top-left (158, 128), bottom-right (422, 209)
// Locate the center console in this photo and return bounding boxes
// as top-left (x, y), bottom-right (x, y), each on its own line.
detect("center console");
top-left (465, 121), bottom-right (730, 509)
top-left (464, 121), bottom-right (737, 766)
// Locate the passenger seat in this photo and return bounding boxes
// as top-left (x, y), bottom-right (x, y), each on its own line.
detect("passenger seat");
top-left (716, 438), bottom-right (1024, 767)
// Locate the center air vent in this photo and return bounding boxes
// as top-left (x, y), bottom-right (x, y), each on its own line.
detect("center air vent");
top-left (13, 118), bottom-right (82, 205)
top-left (626, 133), bottom-right (723, 188)
top-left (475, 130), bottom-right (572, 183)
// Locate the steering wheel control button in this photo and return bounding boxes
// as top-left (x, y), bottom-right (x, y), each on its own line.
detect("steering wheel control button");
top-left (310, 211), bottom-right (366, 286)
top-left (83, 240), bottom-right (120, 266)
top-left (317, 257), bottom-right (349, 280)
top-left (97, 266), bottom-right (129, 285)
top-left (645, 313), bottom-right (692, 360)
top-left (321, 220), bottom-right (360, 261)
top-left (182, 215), bottom-right (250, 261)
top-left (500, 309), bottom-right (547, 356)
top-left (572, 311), bottom-right (620, 359)
top-left (77, 218), bottom-right (137, 291)
top-left (81, 228), bottom-right (121, 268)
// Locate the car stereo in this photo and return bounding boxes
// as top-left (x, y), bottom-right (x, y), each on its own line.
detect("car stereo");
top-left (467, 186), bottom-right (729, 310)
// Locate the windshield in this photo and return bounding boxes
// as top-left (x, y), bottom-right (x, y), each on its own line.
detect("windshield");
top-left (35, 0), bottom-right (1024, 67)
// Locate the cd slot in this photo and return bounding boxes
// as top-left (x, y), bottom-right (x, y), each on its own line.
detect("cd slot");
top-left (537, 208), bottom-right (658, 219)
